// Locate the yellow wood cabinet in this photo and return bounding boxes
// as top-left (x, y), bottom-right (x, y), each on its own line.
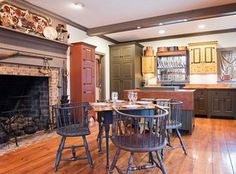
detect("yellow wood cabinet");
top-left (189, 41), bottom-right (217, 74)
top-left (142, 56), bottom-right (156, 74)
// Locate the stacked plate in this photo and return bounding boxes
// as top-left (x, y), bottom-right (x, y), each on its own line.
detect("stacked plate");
top-left (136, 101), bottom-right (152, 105)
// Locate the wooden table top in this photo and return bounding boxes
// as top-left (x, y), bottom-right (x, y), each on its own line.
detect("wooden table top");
top-left (90, 101), bottom-right (155, 112)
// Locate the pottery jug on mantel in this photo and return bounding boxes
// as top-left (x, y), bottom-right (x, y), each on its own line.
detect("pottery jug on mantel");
top-left (144, 46), bottom-right (154, 56)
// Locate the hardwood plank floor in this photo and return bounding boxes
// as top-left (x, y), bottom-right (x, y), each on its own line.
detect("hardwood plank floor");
top-left (0, 118), bottom-right (235, 174)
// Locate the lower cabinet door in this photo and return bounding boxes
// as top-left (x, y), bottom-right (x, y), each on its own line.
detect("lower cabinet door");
top-left (194, 95), bottom-right (208, 115)
top-left (194, 90), bottom-right (208, 115)
top-left (222, 97), bottom-right (234, 116)
top-left (210, 96), bottom-right (224, 116)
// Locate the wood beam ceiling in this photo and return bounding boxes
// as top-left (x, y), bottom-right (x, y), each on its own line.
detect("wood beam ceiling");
top-left (87, 3), bottom-right (236, 36)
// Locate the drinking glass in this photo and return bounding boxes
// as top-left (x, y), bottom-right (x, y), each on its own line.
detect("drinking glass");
top-left (128, 91), bottom-right (133, 104)
top-left (132, 92), bottom-right (138, 104)
top-left (111, 92), bottom-right (118, 102)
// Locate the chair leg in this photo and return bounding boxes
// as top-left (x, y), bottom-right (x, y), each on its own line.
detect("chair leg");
top-left (166, 129), bottom-right (172, 147)
top-left (54, 136), bottom-right (66, 172)
top-left (109, 148), bottom-right (121, 174)
top-left (176, 129), bottom-right (187, 155)
top-left (160, 148), bottom-right (166, 160)
top-left (97, 122), bottom-right (103, 153)
top-left (148, 152), bottom-right (153, 164)
top-left (126, 152), bottom-right (134, 174)
top-left (156, 151), bottom-right (168, 174)
top-left (82, 135), bottom-right (94, 168)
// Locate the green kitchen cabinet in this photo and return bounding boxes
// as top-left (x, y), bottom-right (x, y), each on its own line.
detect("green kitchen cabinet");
top-left (110, 43), bottom-right (143, 98)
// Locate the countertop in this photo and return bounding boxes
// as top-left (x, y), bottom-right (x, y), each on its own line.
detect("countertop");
top-left (184, 84), bottom-right (236, 89)
top-left (132, 88), bottom-right (195, 93)
top-left (142, 86), bottom-right (180, 90)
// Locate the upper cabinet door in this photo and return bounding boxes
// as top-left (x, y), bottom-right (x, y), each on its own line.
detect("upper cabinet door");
top-left (191, 48), bottom-right (201, 63)
top-left (122, 46), bottom-right (133, 62)
top-left (82, 46), bottom-right (95, 62)
top-left (111, 47), bottom-right (122, 63)
top-left (204, 46), bottom-right (214, 63)
top-left (189, 41), bottom-right (217, 74)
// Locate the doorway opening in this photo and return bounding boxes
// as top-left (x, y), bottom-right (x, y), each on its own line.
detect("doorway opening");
top-left (95, 53), bottom-right (105, 101)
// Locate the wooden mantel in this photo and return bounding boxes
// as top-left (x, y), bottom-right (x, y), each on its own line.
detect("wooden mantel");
top-left (0, 26), bottom-right (69, 68)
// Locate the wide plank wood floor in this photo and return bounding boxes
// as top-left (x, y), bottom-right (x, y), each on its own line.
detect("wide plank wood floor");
top-left (0, 117), bottom-right (236, 174)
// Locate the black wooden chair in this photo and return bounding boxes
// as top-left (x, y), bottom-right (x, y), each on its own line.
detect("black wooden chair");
top-left (53, 102), bottom-right (93, 172)
top-left (156, 99), bottom-right (187, 155)
top-left (109, 106), bottom-right (169, 174)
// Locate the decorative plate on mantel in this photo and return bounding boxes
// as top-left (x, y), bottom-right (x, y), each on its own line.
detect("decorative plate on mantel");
top-left (43, 26), bottom-right (57, 40)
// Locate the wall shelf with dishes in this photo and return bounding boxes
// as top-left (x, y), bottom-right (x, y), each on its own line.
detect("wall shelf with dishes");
top-left (156, 46), bottom-right (189, 84)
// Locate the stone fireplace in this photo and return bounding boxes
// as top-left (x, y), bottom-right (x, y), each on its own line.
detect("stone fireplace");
top-left (0, 26), bottom-right (68, 144)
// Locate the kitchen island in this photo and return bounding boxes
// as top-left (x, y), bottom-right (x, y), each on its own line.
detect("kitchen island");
top-left (123, 88), bottom-right (195, 134)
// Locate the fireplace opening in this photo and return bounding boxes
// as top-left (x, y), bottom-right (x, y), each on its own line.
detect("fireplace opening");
top-left (0, 75), bottom-right (50, 144)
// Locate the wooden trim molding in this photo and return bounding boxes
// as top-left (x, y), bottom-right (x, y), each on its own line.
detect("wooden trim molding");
top-left (87, 3), bottom-right (236, 36)
top-left (188, 41), bottom-right (218, 46)
top-left (98, 35), bottom-right (120, 44)
top-left (109, 42), bottom-right (144, 48)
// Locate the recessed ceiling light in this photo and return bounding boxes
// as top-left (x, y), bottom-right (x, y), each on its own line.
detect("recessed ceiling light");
top-left (158, 30), bottom-right (165, 34)
top-left (73, 2), bottom-right (84, 9)
top-left (137, 26), bottom-right (141, 29)
top-left (198, 24), bottom-right (205, 29)
top-left (159, 23), bottom-right (163, 26)
top-left (183, 19), bottom-right (188, 22)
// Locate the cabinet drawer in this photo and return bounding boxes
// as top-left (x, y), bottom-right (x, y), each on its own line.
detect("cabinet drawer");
top-left (194, 90), bottom-right (207, 96)
top-left (209, 90), bottom-right (231, 96)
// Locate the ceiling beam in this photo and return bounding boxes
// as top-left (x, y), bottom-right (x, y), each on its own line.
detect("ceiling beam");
top-left (87, 3), bottom-right (236, 36)
top-left (125, 28), bottom-right (236, 43)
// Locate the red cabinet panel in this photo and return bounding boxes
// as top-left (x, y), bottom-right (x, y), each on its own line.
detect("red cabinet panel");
top-left (70, 42), bottom-right (96, 104)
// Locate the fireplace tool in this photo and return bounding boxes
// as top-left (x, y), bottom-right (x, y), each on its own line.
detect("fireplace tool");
top-left (39, 57), bottom-right (52, 75)
top-left (61, 60), bottom-right (69, 104)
